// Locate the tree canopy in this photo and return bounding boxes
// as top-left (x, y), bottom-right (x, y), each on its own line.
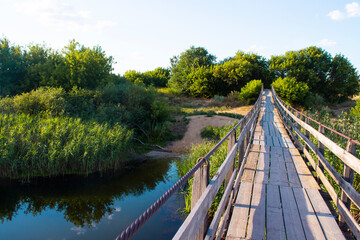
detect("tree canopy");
top-left (0, 38), bottom-right (114, 96)
top-left (270, 46), bottom-right (359, 102)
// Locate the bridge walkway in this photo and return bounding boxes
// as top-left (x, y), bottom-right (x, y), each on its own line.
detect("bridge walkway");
top-left (226, 90), bottom-right (345, 240)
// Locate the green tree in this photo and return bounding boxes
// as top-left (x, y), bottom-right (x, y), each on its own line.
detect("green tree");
top-left (187, 66), bottom-right (219, 97)
top-left (238, 79), bottom-right (262, 104)
top-left (326, 54), bottom-right (359, 102)
top-left (272, 77), bottom-right (309, 105)
top-left (212, 52), bottom-right (271, 95)
top-left (62, 40), bottom-right (113, 90)
top-left (0, 38), bottom-right (26, 96)
top-left (168, 46), bottom-right (216, 95)
top-left (270, 46), bottom-right (331, 98)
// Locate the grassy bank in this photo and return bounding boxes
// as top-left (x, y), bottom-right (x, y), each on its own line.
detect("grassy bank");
top-left (177, 123), bottom-right (238, 215)
top-left (0, 82), bottom-right (171, 179)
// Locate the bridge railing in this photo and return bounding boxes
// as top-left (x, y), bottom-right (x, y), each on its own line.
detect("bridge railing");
top-left (115, 86), bottom-right (263, 240)
top-left (272, 86), bottom-right (360, 239)
top-left (173, 86), bottom-right (263, 240)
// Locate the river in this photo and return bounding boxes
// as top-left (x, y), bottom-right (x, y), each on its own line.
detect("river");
top-left (0, 158), bottom-right (185, 240)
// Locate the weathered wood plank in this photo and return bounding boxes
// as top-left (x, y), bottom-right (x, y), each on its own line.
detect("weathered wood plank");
top-left (246, 183), bottom-right (266, 240)
top-left (241, 151), bottom-right (259, 182)
top-left (306, 188), bottom-right (345, 240)
top-left (285, 160), bottom-right (302, 188)
top-left (226, 182), bottom-right (253, 239)
top-left (267, 184), bottom-right (286, 240)
top-left (291, 155), bottom-right (319, 189)
top-left (292, 187), bottom-right (326, 240)
top-left (280, 186), bottom-right (306, 240)
top-left (254, 153), bottom-right (270, 184)
top-left (269, 147), bottom-right (288, 186)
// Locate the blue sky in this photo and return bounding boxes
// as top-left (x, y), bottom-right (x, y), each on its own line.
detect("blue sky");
top-left (1, 0), bottom-right (359, 75)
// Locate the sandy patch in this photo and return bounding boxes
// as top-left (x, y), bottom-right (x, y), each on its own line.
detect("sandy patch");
top-left (169, 115), bottom-right (239, 153)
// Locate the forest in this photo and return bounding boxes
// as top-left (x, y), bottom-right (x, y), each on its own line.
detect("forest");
top-left (1, 37), bottom-right (360, 179)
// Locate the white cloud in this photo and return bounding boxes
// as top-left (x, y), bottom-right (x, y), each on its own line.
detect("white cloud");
top-left (14, 0), bottom-right (116, 32)
top-left (328, 10), bottom-right (345, 20)
top-left (346, 2), bottom-right (360, 17)
top-left (328, 2), bottom-right (360, 20)
top-left (318, 39), bottom-right (337, 47)
top-left (70, 226), bottom-right (86, 235)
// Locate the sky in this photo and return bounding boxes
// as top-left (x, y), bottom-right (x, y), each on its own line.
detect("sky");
top-left (0, 0), bottom-right (360, 75)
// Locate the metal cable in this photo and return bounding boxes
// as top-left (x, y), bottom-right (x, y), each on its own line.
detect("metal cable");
top-left (115, 157), bottom-right (207, 240)
top-left (115, 87), bottom-right (264, 240)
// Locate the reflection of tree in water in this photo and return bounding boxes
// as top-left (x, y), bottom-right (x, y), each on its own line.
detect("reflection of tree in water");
top-left (0, 159), bottom-right (174, 227)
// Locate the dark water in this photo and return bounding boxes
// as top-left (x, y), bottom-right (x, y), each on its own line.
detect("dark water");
top-left (0, 159), bottom-right (185, 240)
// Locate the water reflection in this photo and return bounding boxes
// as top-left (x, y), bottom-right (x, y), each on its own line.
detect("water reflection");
top-left (0, 158), bottom-right (176, 228)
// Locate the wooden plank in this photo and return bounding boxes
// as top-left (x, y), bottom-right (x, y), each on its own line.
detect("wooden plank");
top-left (282, 148), bottom-right (293, 162)
top-left (266, 135), bottom-right (273, 146)
top-left (272, 136), bottom-right (281, 147)
top-left (254, 153), bottom-right (270, 184)
top-left (269, 147), bottom-right (288, 186)
top-left (291, 155), bottom-right (319, 189)
top-left (285, 138), bottom-right (296, 149)
top-left (246, 183), bottom-right (266, 240)
top-left (306, 188), bottom-right (345, 240)
top-left (241, 151), bottom-right (259, 182)
top-left (226, 182), bottom-right (253, 239)
top-left (280, 186), bottom-right (306, 240)
top-left (267, 184), bottom-right (286, 240)
top-left (278, 137), bottom-right (287, 148)
top-left (292, 187), bottom-right (326, 240)
top-left (285, 160), bottom-right (302, 188)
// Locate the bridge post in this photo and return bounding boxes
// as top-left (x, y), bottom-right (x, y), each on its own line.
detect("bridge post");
top-left (225, 131), bottom-right (236, 187)
top-left (305, 118), bottom-right (310, 151)
top-left (238, 122), bottom-right (245, 171)
top-left (191, 159), bottom-right (210, 240)
top-left (339, 140), bottom-right (356, 227)
top-left (317, 125), bottom-right (325, 184)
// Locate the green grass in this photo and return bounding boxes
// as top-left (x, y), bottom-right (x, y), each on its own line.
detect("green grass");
top-left (177, 123), bottom-right (239, 216)
top-left (0, 113), bottom-right (133, 179)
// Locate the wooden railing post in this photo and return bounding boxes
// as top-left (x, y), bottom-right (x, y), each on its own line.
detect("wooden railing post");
top-left (340, 140), bottom-right (356, 227)
top-left (305, 118), bottom-right (310, 145)
top-left (317, 125), bottom-right (325, 184)
top-left (191, 159), bottom-right (210, 240)
top-left (225, 131), bottom-right (236, 187)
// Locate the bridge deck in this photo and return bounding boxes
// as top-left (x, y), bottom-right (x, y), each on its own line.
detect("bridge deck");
top-left (226, 90), bottom-right (345, 240)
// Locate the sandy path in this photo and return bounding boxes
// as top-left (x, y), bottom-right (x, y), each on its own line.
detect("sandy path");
top-left (169, 115), bottom-right (239, 153)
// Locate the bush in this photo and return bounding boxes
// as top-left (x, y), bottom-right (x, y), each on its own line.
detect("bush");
top-left (351, 99), bottom-right (360, 120)
top-left (0, 87), bottom-right (66, 116)
top-left (272, 77), bottom-right (309, 106)
top-left (238, 79), bottom-right (262, 104)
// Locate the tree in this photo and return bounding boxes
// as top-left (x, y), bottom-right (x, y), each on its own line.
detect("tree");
top-left (0, 38), bottom-right (25, 96)
top-left (270, 46), bottom-right (331, 97)
top-left (168, 46), bottom-right (216, 95)
top-left (272, 77), bottom-right (309, 106)
top-left (62, 40), bottom-right (113, 90)
top-left (326, 54), bottom-right (359, 102)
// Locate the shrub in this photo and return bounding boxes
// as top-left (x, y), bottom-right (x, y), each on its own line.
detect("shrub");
top-left (0, 87), bottom-right (66, 116)
top-left (272, 77), bottom-right (309, 106)
top-left (351, 99), bottom-right (360, 120)
top-left (238, 79), bottom-right (262, 104)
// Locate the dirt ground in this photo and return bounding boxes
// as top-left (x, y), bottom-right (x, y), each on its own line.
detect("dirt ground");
top-left (145, 105), bottom-right (251, 158)
top-left (168, 115), bottom-right (239, 153)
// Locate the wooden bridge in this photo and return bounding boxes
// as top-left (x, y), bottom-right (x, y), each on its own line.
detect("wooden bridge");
top-left (172, 89), bottom-right (360, 240)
